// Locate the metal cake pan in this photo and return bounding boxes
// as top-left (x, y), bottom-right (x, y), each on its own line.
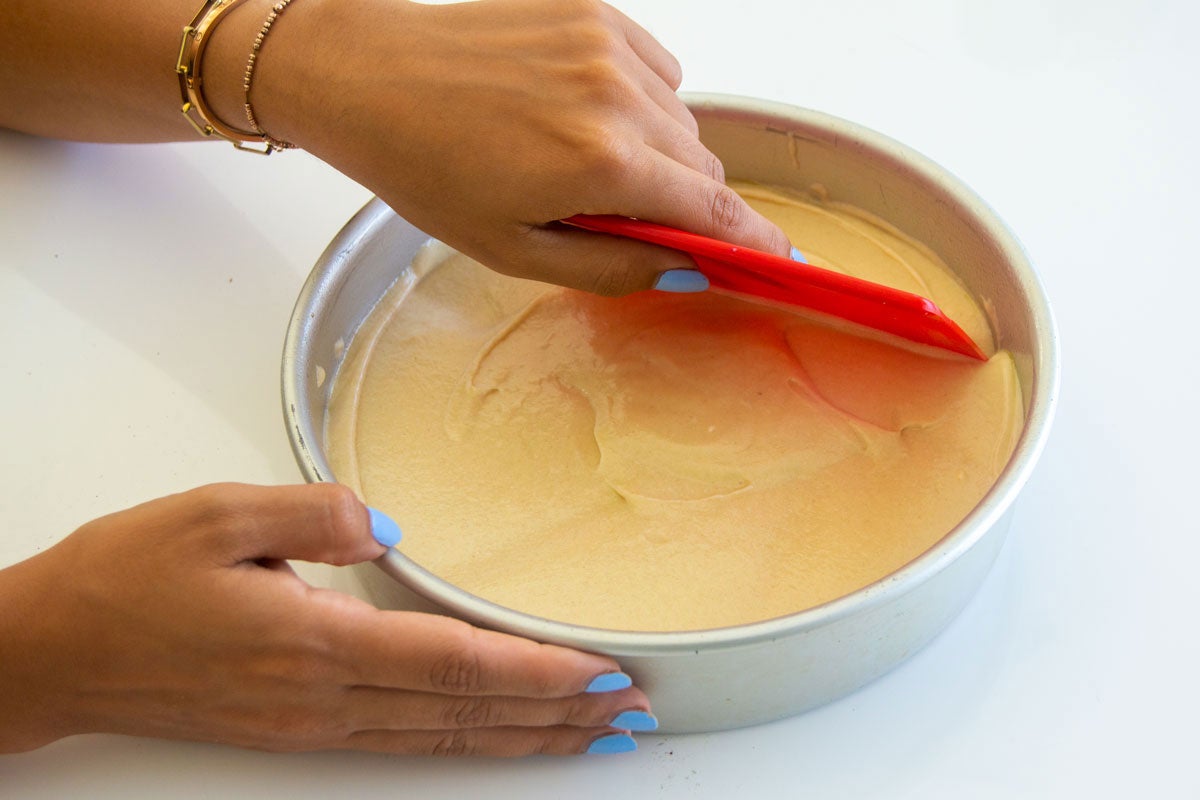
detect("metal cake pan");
top-left (282, 94), bottom-right (1059, 733)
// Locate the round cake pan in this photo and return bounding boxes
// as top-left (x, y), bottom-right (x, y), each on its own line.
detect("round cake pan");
top-left (281, 94), bottom-right (1059, 734)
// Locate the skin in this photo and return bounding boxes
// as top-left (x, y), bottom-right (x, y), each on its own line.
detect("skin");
top-left (0, 484), bottom-right (648, 755)
top-left (0, 0), bottom-right (791, 755)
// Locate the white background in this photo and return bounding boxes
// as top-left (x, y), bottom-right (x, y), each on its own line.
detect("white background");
top-left (2, 0), bottom-right (1197, 797)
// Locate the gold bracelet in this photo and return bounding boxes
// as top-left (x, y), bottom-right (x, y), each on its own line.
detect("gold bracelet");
top-left (176, 0), bottom-right (279, 155)
top-left (242, 0), bottom-right (298, 152)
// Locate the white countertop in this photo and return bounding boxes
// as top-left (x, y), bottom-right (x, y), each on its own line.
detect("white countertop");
top-left (3, 1), bottom-right (1198, 796)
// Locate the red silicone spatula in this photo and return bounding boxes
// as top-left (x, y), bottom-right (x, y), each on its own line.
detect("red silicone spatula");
top-left (563, 214), bottom-right (987, 361)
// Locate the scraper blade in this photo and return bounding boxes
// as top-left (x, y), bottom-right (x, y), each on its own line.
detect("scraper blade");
top-left (563, 214), bottom-right (987, 361)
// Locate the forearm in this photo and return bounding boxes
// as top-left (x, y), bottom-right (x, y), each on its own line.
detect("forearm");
top-left (0, 0), bottom-right (299, 143)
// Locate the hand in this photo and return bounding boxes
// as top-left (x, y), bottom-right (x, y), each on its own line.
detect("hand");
top-left (0, 483), bottom-right (652, 756)
top-left (238, 0), bottom-right (791, 294)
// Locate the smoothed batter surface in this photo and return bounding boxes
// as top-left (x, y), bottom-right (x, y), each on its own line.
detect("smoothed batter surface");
top-left (327, 185), bottom-right (1024, 631)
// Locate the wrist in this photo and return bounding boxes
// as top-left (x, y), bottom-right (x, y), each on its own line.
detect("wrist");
top-left (196, 0), bottom-right (279, 142)
top-left (198, 0), bottom-right (422, 154)
top-left (0, 550), bottom-right (88, 753)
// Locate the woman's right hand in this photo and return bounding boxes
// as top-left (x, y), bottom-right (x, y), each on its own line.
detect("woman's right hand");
top-left (229, 0), bottom-right (792, 295)
top-left (5, 0), bottom-right (790, 297)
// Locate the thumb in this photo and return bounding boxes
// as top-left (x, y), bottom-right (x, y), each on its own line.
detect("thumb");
top-left (509, 226), bottom-right (701, 297)
top-left (189, 483), bottom-right (398, 567)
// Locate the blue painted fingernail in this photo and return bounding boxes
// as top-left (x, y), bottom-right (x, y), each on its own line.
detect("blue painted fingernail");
top-left (585, 672), bottom-right (633, 693)
top-left (654, 269), bottom-right (709, 293)
top-left (367, 507), bottom-right (402, 547)
top-left (610, 710), bottom-right (658, 732)
top-left (790, 246), bottom-right (808, 264)
top-left (587, 733), bottom-right (637, 755)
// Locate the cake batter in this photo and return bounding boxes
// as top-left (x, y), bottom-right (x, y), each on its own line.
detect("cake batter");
top-left (327, 184), bottom-right (1023, 631)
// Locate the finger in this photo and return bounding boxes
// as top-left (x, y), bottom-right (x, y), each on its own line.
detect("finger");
top-left (606, 4), bottom-right (683, 90)
top-left (583, 60), bottom-right (707, 178)
top-left (496, 225), bottom-right (698, 296)
top-left (341, 684), bottom-right (652, 732)
top-left (619, 49), bottom-right (698, 136)
top-left (330, 610), bottom-right (629, 698)
top-left (178, 482), bottom-right (386, 567)
top-left (616, 150), bottom-right (792, 257)
top-left (640, 112), bottom-right (725, 183)
top-left (342, 725), bottom-right (637, 757)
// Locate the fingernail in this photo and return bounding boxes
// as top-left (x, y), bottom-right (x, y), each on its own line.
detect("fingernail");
top-left (585, 672), bottom-right (633, 693)
top-left (367, 507), bottom-right (402, 548)
top-left (587, 733), bottom-right (637, 755)
top-left (609, 710), bottom-right (658, 732)
top-left (654, 269), bottom-right (709, 293)
top-left (790, 246), bottom-right (808, 264)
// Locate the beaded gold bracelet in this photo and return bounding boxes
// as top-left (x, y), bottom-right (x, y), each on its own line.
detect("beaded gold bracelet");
top-left (176, 0), bottom-right (285, 155)
top-left (242, 0), bottom-right (298, 152)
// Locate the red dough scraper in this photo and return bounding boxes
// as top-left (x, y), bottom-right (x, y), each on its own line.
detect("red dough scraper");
top-left (563, 214), bottom-right (987, 361)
